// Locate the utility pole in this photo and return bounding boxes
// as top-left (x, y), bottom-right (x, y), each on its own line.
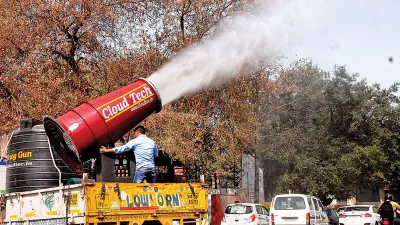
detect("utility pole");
top-left (254, 71), bottom-right (260, 204)
top-left (254, 150), bottom-right (259, 203)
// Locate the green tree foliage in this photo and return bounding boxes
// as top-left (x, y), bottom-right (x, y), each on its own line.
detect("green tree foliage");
top-left (260, 60), bottom-right (400, 200)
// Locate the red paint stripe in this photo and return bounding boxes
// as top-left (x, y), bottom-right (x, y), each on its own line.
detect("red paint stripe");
top-left (120, 206), bottom-right (159, 210)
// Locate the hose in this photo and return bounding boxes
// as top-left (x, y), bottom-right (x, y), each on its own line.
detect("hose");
top-left (47, 137), bottom-right (62, 186)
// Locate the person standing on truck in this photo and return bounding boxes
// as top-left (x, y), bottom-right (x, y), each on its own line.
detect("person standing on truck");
top-left (100, 125), bottom-right (159, 183)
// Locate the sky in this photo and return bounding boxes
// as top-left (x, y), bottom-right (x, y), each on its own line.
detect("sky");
top-left (283, 0), bottom-right (399, 89)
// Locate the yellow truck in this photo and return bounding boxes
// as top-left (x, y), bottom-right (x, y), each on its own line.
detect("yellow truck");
top-left (0, 181), bottom-right (209, 225)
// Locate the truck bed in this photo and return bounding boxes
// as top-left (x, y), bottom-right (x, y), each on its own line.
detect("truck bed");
top-left (0, 182), bottom-right (209, 225)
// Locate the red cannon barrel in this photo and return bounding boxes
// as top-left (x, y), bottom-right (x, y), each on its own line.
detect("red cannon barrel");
top-left (43, 78), bottom-right (162, 174)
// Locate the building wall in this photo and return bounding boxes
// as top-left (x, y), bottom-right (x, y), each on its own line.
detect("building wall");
top-left (241, 154), bottom-right (264, 203)
top-left (356, 188), bottom-right (380, 202)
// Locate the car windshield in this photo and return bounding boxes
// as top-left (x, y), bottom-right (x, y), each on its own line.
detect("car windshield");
top-left (344, 207), bottom-right (370, 212)
top-left (225, 205), bottom-right (253, 214)
top-left (274, 197), bottom-right (306, 210)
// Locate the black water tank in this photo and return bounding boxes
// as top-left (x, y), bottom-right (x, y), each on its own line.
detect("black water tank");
top-left (6, 118), bottom-right (91, 193)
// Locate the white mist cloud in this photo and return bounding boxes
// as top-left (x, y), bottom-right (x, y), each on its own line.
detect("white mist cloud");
top-left (148, 0), bottom-right (327, 105)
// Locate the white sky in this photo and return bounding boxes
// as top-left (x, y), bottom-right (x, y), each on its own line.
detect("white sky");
top-left (283, 0), bottom-right (399, 89)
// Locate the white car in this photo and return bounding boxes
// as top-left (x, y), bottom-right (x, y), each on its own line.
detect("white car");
top-left (337, 206), bottom-right (348, 213)
top-left (270, 194), bottom-right (328, 225)
top-left (338, 205), bottom-right (380, 225)
top-left (221, 203), bottom-right (270, 225)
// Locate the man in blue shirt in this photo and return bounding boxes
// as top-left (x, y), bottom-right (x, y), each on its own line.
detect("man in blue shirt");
top-left (100, 125), bottom-right (159, 183)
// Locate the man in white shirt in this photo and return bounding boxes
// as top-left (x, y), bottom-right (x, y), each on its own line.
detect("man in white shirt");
top-left (100, 125), bottom-right (159, 183)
